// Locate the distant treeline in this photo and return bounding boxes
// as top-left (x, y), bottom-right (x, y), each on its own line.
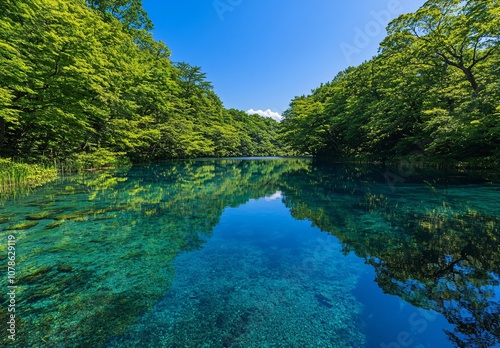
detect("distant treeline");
top-left (280, 0), bottom-right (499, 165)
top-left (0, 0), bottom-right (287, 167)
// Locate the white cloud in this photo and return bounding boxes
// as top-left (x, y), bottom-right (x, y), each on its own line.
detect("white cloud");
top-left (265, 191), bottom-right (283, 201)
top-left (246, 108), bottom-right (282, 122)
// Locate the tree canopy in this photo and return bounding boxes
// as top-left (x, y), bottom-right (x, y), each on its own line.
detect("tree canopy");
top-left (0, 0), bottom-right (286, 166)
top-left (280, 0), bottom-right (500, 165)
top-left (1, 0), bottom-right (497, 167)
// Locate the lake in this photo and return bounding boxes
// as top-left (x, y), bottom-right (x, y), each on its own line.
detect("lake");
top-left (1, 158), bottom-right (499, 347)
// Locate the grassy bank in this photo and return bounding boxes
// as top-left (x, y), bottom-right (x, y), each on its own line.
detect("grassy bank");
top-left (0, 150), bottom-right (134, 201)
top-left (0, 159), bottom-right (58, 200)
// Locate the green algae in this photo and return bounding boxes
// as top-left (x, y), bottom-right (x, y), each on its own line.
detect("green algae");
top-left (3, 221), bottom-right (39, 231)
top-left (92, 214), bottom-right (117, 221)
top-left (0, 213), bottom-right (15, 223)
top-left (57, 265), bottom-right (73, 272)
top-left (0, 307), bottom-right (27, 347)
top-left (45, 221), bottom-right (64, 230)
top-left (54, 208), bottom-right (114, 221)
top-left (24, 202), bottom-right (54, 209)
top-left (0, 159), bottom-right (495, 347)
top-left (26, 211), bottom-right (53, 220)
top-left (54, 212), bottom-right (89, 221)
top-left (0, 212), bottom-right (15, 218)
top-left (46, 207), bottom-right (74, 214)
top-left (20, 266), bottom-right (53, 285)
top-left (59, 292), bottom-right (153, 347)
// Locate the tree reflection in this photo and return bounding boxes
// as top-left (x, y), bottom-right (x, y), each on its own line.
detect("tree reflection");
top-left (0, 158), bottom-right (309, 347)
top-left (1, 158), bottom-right (498, 347)
top-left (280, 162), bottom-right (500, 347)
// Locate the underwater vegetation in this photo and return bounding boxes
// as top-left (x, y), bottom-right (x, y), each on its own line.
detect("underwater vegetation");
top-left (0, 158), bottom-right (498, 347)
top-left (3, 221), bottom-right (38, 231)
top-left (0, 159), bottom-right (310, 347)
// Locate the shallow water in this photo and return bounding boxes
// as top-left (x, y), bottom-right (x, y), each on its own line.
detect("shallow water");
top-left (0, 158), bottom-right (499, 347)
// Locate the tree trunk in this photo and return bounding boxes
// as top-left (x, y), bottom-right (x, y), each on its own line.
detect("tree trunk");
top-left (438, 53), bottom-right (481, 94)
top-left (0, 117), bottom-right (5, 147)
top-left (461, 67), bottom-right (480, 94)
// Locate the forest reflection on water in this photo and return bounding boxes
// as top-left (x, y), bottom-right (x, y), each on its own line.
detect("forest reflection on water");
top-left (0, 158), bottom-right (498, 347)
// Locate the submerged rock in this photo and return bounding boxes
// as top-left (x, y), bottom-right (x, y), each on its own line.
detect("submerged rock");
top-left (314, 293), bottom-right (334, 309)
top-left (3, 221), bottom-right (39, 231)
top-left (26, 212), bottom-right (53, 220)
top-left (57, 265), bottom-right (73, 272)
top-left (0, 213), bottom-right (15, 223)
top-left (45, 221), bottom-right (64, 230)
top-left (20, 266), bottom-right (53, 284)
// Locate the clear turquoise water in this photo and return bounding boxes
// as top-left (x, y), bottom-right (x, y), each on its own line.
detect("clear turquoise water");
top-left (1, 158), bottom-right (499, 347)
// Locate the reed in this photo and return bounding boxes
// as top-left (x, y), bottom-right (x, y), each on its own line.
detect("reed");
top-left (0, 158), bottom-right (58, 199)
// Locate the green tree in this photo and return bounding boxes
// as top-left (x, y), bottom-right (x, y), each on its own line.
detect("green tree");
top-left (86, 0), bottom-right (153, 31)
top-left (281, 0), bottom-right (499, 165)
top-left (0, 0), bottom-right (285, 164)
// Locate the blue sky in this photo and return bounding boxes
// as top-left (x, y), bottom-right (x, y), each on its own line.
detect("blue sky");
top-left (142, 0), bottom-right (426, 119)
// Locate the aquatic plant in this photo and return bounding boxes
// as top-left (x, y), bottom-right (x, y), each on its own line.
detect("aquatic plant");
top-left (26, 212), bottom-right (53, 220)
top-left (0, 158), bottom-right (57, 201)
top-left (3, 221), bottom-right (39, 231)
top-left (45, 221), bottom-right (65, 230)
top-left (1, 159), bottom-right (496, 347)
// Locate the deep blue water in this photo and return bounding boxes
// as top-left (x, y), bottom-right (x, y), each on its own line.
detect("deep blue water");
top-left (1, 158), bottom-right (499, 347)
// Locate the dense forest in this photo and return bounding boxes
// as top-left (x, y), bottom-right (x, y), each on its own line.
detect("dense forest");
top-left (1, 0), bottom-right (498, 169)
top-left (0, 0), bottom-right (286, 168)
top-left (281, 0), bottom-right (499, 165)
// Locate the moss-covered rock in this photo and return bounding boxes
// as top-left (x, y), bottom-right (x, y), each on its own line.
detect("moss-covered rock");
top-left (26, 212), bottom-right (53, 220)
top-left (57, 265), bottom-right (73, 273)
top-left (45, 221), bottom-right (64, 230)
top-left (3, 221), bottom-right (39, 231)
top-left (0, 213), bottom-right (15, 223)
top-left (19, 266), bottom-right (53, 285)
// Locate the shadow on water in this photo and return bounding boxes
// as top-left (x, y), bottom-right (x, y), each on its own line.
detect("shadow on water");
top-left (0, 158), bottom-right (498, 347)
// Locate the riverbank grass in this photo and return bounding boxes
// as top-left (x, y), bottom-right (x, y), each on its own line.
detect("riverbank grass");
top-left (0, 159), bottom-right (58, 198)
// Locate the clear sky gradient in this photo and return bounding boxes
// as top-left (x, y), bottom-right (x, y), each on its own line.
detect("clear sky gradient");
top-left (142, 0), bottom-right (426, 118)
